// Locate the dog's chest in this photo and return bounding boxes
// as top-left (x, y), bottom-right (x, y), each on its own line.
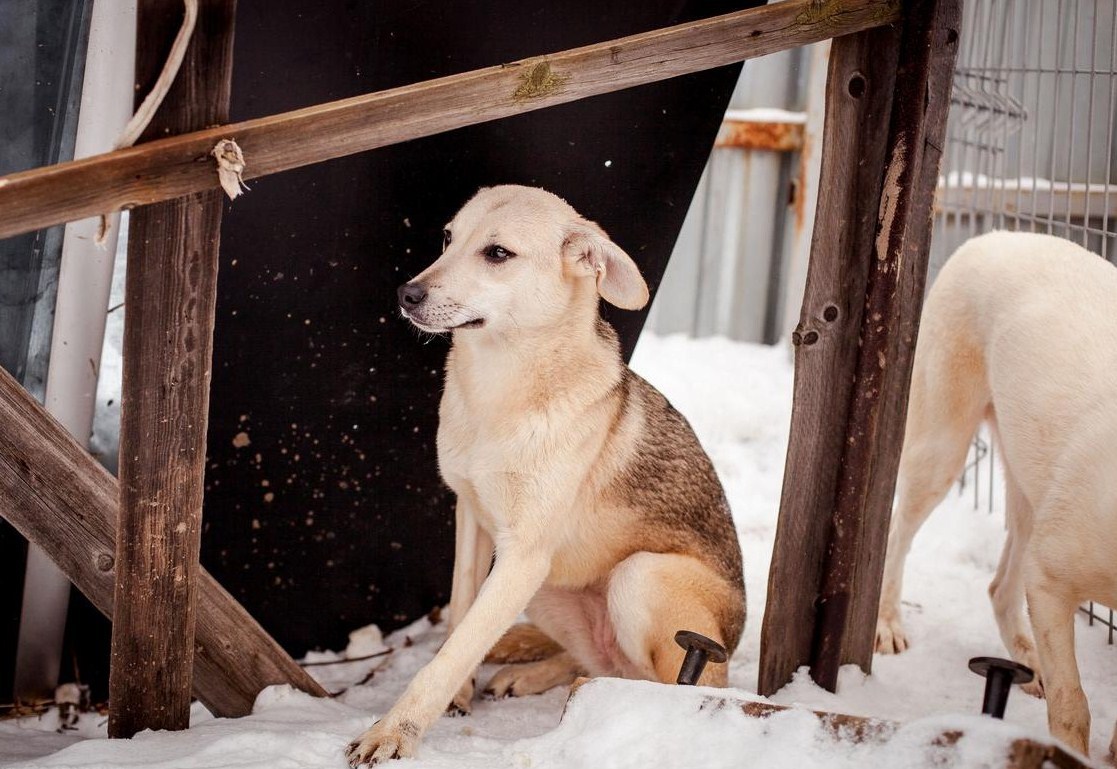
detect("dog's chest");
top-left (437, 386), bottom-right (559, 486)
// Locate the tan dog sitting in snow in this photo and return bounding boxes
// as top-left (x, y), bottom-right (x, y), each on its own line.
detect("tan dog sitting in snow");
top-left (346, 185), bottom-right (746, 765)
top-left (875, 231), bottom-right (1117, 759)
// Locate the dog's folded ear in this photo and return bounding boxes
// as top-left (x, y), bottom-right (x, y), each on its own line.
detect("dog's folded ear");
top-left (562, 221), bottom-right (650, 311)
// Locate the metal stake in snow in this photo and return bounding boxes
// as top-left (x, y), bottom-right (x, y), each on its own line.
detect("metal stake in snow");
top-left (968, 656), bottom-right (1034, 719)
top-left (674, 630), bottom-right (727, 685)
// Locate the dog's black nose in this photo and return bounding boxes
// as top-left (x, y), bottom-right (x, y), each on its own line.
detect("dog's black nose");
top-left (397, 282), bottom-right (427, 308)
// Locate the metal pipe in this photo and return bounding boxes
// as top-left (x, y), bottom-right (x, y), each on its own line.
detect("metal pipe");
top-left (13, 0), bottom-right (136, 700)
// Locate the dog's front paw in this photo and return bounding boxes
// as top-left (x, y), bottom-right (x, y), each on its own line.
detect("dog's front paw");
top-left (346, 719), bottom-right (420, 767)
top-left (874, 613), bottom-right (909, 654)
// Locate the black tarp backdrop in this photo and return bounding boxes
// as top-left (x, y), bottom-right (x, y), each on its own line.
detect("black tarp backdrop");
top-left (199, 0), bottom-right (759, 659)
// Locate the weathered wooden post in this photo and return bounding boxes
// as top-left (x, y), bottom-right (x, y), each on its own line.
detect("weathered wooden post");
top-left (758, 0), bottom-right (962, 695)
top-left (109, 0), bottom-right (237, 737)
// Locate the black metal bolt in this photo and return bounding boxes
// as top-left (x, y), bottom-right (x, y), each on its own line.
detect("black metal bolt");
top-left (968, 656), bottom-right (1034, 718)
top-left (674, 630), bottom-right (727, 685)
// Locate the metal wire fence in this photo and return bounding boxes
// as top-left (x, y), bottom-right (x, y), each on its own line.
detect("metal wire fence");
top-left (932, 0), bottom-right (1117, 270)
top-left (940, 0), bottom-right (1116, 644)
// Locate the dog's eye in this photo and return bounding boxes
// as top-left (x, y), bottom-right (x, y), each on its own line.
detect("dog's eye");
top-left (484, 244), bottom-right (514, 263)
top-left (443, 229), bottom-right (452, 250)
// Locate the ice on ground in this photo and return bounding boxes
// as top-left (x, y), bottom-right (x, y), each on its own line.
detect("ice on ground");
top-left (3, 333), bottom-right (1114, 767)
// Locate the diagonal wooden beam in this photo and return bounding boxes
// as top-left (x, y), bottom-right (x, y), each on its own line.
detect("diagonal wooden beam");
top-left (0, 364), bottom-right (327, 717)
top-left (0, 0), bottom-right (901, 241)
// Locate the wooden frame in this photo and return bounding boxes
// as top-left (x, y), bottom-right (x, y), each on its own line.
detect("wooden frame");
top-left (0, 0), bottom-right (960, 735)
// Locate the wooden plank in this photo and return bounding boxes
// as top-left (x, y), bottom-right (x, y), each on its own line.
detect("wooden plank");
top-left (0, 0), bottom-right (902, 241)
top-left (757, 0), bottom-right (961, 696)
top-left (0, 366), bottom-right (327, 716)
top-left (833, 0), bottom-right (961, 673)
top-left (109, 0), bottom-right (236, 738)
top-left (757, 22), bottom-right (902, 698)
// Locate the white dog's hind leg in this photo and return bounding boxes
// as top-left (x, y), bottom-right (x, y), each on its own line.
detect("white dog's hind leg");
top-left (876, 311), bottom-right (989, 655)
top-left (876, 416), bottom-right (982, 653)
top-left (988, 461), bottom-right (1043, 696)
top-left (1027, 574), bottom-right (1090, 756)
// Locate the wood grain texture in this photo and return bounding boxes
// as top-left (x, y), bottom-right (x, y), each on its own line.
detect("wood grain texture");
top-left (758, 22), bottom-right (902, 697)
top-left (109, 0), bottom-right (236, 737)
top-left (0, 366), bottom-right (326, 717)
top-left (758, 0), bottom-right (961, 695)
top-left (0, 0), bottom-right (901, 240)
top-left (832, 0), bottom-right (962, 673)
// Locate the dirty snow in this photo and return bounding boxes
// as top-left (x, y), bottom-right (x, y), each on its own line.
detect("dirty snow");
top-left (2, 333), bottom-right (1114, 768)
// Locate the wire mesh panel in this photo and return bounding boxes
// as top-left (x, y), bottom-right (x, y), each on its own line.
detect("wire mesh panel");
top-left (933, 0), bottom-right (1117, 274)
top-left (939, 0), bottom-right (1116, 644)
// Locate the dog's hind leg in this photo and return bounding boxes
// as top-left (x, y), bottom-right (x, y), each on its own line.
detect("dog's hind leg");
top-left (988, 457), bottom-right (1043, 696)
top-left (607, 552), bottom-right (738, 686)
top-left (479, 591), bottom-right (589, 699)
top-left (876, 331), bottom-right (988, 654)
top-left (486, 623), bottom-right (563, 665)
top-left (1026, 571), bottom-right (1090, 756)
top-left (483, 651), bottom-right (584, 698)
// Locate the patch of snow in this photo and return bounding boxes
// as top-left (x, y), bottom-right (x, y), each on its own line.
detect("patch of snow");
top-left (722, 108), bottom-right (807, 125)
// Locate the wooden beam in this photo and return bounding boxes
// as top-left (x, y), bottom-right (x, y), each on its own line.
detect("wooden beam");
top-left (0, 0), bottom-right (901, 241)
top-left (0, 366), bottom-right (327, 716)
top-left (758, 0), bottom-right (961, 696)
top-left (757, 19), bottom-right (902, 698)
top-left (831, 0), bottom-right (961, 676)
top-left (109, 0), bottom-right (236, 737)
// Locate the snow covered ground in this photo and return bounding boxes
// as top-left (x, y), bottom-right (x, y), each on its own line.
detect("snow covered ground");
top-left (3, 333), bottom-right (1115, 768)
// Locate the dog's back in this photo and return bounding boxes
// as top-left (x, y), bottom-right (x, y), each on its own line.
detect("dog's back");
top-left (923, 231), bottom-right (1117, 516)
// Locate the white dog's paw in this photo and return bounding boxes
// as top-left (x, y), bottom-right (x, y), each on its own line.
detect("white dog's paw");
top-left (447, 677), bottom-right (474, 716)
top-left (874, 613), bottom-right (909, 654)
top-left (1019, 675), bottom-right (1045, 699)
top-left (346, 719), bottom-right (420, 767)
top-left (1009, 638), bottom-right (1045, 698)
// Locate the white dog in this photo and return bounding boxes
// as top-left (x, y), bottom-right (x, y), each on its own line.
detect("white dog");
top-left (875, 231), bottom-right (1117, 759)
top-left (346, 185), bottom-right (746, 765)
